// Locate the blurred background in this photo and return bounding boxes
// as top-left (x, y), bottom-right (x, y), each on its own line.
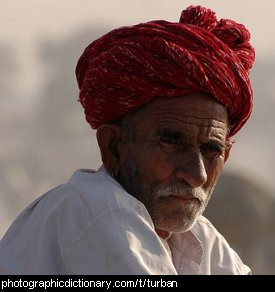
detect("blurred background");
top-left (0, 0), bottom-right (274, 274)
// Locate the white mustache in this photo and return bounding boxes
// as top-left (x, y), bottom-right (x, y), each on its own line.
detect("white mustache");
top-left (155, 184), bottom-right (206, 201)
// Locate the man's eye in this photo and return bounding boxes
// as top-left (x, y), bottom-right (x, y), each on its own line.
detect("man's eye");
top-left (201, 143), bottom-right (224, 158)
top-left (206, 144), bottom-right (222, 152)
top-left (159, 137), bottom-right (181, 153)
top-left (161, 137), bottom-right (178, 144)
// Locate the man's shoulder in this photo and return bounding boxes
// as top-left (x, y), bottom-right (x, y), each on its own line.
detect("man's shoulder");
top-left (2, 168), bottom-right (150, 240)
top-left (28, 168), bottom-right (149, 224)
top-left (67, 168), bottom-right (148, 216)
top-left (192, 216), bottom-right (251, 275)
top-left (194, 215), bottom-right (220, 235)
top-left (192, 215), bottom-right (232, 251)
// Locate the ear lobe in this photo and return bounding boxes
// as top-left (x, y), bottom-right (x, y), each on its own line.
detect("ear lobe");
top-left (96, 124), bottom-right (122, 175)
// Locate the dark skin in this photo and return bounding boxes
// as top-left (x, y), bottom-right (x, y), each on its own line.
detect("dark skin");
top-left (97, 93), bottom-right (231, 239)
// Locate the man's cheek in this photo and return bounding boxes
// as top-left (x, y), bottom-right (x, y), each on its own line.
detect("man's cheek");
top-left (145, 158), bottom-right (174, 181)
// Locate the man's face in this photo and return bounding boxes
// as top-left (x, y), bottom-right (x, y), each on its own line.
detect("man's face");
top-left (117, 93), bottom-right (229, 235)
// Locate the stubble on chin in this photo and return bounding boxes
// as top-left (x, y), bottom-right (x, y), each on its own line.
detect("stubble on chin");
top-left (116, 160), bottom-right (215, 233)
top-left (145, 183), bottom-right (214, 233)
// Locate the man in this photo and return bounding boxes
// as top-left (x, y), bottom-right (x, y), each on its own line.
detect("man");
top-left (0, 5), bottom-right (255, 274)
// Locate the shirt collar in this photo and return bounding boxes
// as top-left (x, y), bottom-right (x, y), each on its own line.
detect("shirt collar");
top-left (97, 165), bottom-right (125, 190)
top-left (168, 228), bottom-right (203, 265)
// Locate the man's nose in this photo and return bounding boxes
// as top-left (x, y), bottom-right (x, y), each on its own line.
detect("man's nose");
top-left (174, 148), bottom-right (207, 188)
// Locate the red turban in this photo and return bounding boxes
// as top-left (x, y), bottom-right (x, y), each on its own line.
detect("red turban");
top-left (76, 5), bottom-right (255, 137)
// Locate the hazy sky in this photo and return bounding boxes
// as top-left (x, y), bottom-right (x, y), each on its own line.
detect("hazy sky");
top-left (1, 0), bottom-right (274, 98)
top-left (1, 0), bottom-right (274, 52)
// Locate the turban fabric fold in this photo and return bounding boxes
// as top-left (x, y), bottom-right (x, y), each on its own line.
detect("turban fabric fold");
top-left (76, 5), bottom-right (255, 137)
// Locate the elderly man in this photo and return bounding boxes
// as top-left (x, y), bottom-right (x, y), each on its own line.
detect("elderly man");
top-left (0, 5), bottom-right (255, 275)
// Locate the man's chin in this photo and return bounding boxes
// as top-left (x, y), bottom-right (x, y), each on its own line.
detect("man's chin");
top-left (154, 216), bottom-right (198, 234)
top-left (152, 203), bottom-right (203, 233)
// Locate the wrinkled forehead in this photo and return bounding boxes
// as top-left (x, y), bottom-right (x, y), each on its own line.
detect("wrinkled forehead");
top-left (137, 93), bottom-right (229, 139)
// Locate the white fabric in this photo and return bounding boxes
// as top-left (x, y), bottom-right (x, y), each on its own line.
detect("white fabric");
top-left (0, 167), bottom-right (251, 275)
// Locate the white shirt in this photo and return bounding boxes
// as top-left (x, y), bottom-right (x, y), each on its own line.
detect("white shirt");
top-left (0, 167), bottom-right (251, 275)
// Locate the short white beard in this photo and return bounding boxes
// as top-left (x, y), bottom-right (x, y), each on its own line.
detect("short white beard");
top-left (151, 183), bottom-right (215, 233)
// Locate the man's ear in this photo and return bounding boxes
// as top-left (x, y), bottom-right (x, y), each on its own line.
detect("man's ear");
top-left (96, 124), bottom-right (122, 176)
top-left (224, 143), bottom-right (232, 163)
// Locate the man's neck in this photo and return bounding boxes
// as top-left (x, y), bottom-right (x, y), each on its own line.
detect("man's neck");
top-left (156, 228), bottom-right (172, 240)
